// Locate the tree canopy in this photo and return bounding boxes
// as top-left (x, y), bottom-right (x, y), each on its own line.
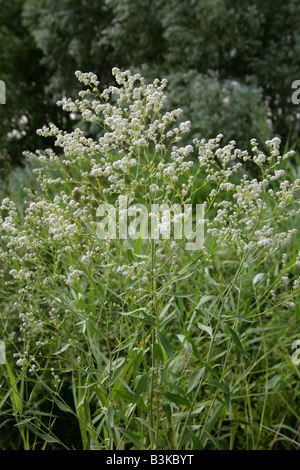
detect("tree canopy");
top-left (1, 0), bottom-right (300, 167)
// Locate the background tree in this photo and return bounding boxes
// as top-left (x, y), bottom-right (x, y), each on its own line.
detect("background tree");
top-left (1, 0), bottom-right (300, 170)
top-left (0, 0), bottom-right (66, 168)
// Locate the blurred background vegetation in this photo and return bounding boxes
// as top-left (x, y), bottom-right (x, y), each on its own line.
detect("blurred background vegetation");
top-left (0, 0), bottom-right (300, 171)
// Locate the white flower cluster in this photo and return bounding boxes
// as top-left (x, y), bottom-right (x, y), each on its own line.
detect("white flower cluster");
top-left (18, 310), bottom-right (44, 333)
top-left (66, 267), bottom-right (84, 286)
top-left (117, 260), bottom-right (147, 282)
top-left (75, 70), bottom-right (99, 87)
top-left (193, 134), bottom-right (300, 253)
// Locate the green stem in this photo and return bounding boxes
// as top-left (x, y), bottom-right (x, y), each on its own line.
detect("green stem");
top-left (149, 237), bottom-right (157, 449)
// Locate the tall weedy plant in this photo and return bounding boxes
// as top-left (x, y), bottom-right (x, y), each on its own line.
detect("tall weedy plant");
top-left (0, 68), bottom-right (299, 450)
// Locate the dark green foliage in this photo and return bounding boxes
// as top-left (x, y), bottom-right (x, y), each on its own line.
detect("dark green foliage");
top-left (0, 0), bottom-right (67, 167)
top-left (2, 0), bottom-right (300, 162)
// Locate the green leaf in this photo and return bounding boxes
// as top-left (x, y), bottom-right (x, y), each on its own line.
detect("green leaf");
top-left (188, 426), bottom-right (204, 450)
top-left (53, 396), bottom-right (72, 413)
top-left (134, 373), bottom-right (150, 403)
top-left (133, 352), bottom-right (144, 376)
top-left (76, 388), bottom-right (87, 409)
top-left (107, 403), bottom-right (114, 428)
top-left (224, 392), bottom-right (231, 413)
top-left (189, 339), bottom-right (201, 360)
top-left (5, 361), bottom-right (23, 415)
top-left (207, 380), bottom-right (231, 412)
top-left (154, 343), bottom-right (164, 363)
top-left (207, 379), bottom-right (225, 391)
top-left (197, 323), bottom-right (213, 337)
top-left (164, 392), bottom-right (191, 409)
top-left (136, 397), bottom-right (149, 413)
top-left (195, 295), bottom-right (217, 309)
top-left (115, 389), bottom-right (134, 402)
top-left (268, 374), bottom-right (282, 390)
top-left (159, 300), bottom-right (173, 319)
top-left (226, 326), bottom-right (248, 357)
top-left (204, 431), bottom-right (224, 450)
top-left (188, 368), bottom-right (205, 393)
top-left (162, 403), bottom-right (172, 424)
top-left (111, 357), bottom-right (128, 385)
top-left (120, 307), bottom-right (147, 317)
top-left (165, 292), bottom-right (193, 298)
top-left (253, 272), bottom-right (265, 286)
top-left (14, 418), bottom-right (34, 426)
top-left (173, 269), bottom-right (196, 282)
top-left (157, 331), bottom-right (174, 358)
top-left (117, 427), bottom-right (142, 449)
top-left (163, 380), bottom-right (186, 396)
top-left (53, 343), bottom-right (71, 355)
top-left (204, 363), bottom-right (220, 378)
top-left (37, 432), bottom-right (60, 444)
top-left (134, 417), bottom-right (154, 432)
top-left (203, 403), bottom-right (225, 436)
top-left (204, 273), bottom-right (220, 287)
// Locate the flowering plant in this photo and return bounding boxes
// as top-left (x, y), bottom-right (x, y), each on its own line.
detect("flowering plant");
top-left (0, 68), bottom-right (299, 450)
